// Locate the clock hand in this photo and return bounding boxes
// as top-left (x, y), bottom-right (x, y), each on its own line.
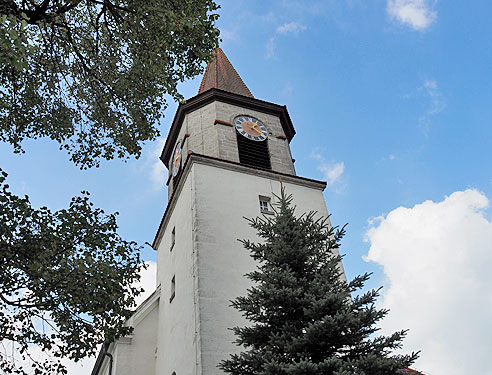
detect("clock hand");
top-left (251, 123), bottom-right (262, 134)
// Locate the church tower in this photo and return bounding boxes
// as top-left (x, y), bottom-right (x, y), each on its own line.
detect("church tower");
top-left (91, 49), bottom-right (344, 375)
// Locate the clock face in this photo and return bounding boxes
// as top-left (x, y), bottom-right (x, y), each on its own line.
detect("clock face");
top-left (172, 142), bottom-right (182, 177)
top-left (234, 116), bottom-right (268, 141)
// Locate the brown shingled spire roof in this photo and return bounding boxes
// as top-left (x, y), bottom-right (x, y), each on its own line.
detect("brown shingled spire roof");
top-left (198, 48), bottom-right (253, 98)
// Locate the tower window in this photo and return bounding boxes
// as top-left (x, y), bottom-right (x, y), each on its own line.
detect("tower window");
top-left (260, 200), bottom-right (268, 211)
top-left (170, 275), bottom-right (175, 303)
top-left (170, 227), bottom-right (175, 251)
top-left (259, 196), bottom-right (273, 214)
top-left (236, 134), bottom-right (271, 170)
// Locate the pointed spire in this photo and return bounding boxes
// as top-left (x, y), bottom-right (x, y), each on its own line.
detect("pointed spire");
top-left (198, 48), bottom-right (253, 98)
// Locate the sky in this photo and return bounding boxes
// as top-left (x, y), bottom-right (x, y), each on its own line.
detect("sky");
top-left (2, 1), bottom-right (492, 374)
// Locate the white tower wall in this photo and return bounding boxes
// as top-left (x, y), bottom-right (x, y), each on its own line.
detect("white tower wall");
top-left (154, 156), bottom-right (341, 375)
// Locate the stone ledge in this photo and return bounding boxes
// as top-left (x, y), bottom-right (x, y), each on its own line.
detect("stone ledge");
top-left (152, 153), bottom-right (327, 250)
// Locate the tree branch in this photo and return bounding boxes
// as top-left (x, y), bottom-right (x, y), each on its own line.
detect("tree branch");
top-left (0, 292), bottom-right (42, 309)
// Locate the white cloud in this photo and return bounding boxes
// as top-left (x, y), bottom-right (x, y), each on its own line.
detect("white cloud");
top-left (309, 148), bottom-right (345, 187)
top-left (387, 0), bottom-right (437, 31)
top-left (261, 11), bottom-right (277, 23)
top-left (281, 82), bottom-right (294, 97)
top-left (133, 261), bottom-right (157, 306)
top-left (365, 189), bottom-right (492, 375)
top-left (219, 28), bottom-right (238, 41)
top-left (149, 137), bottom-right (167, 190)
top-left (319, 162), bottom-right (345, 186)
top-left (309, 148), bottom-right (324, 161)
top-left (276, 22), bottom-right (307, 34)
top-left (423, 79), bottom-right (445, 115)
top-left (382, 153), bottom-right (396, 161)
top-left (265, 37), bottom-right (275, 60)
top-left (419, 79), bottom-right (446, 136)
top-left (265, 21), bottom-right (306, 59)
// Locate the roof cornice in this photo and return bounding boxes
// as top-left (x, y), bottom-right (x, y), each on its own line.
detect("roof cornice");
top-left (160, 88), bottom-right (296, 166)
top-left (152, 153), bottom-right (326, 249)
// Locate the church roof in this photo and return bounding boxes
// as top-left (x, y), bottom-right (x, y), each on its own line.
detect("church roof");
top-left (198, 48), bottom-right (254, 98)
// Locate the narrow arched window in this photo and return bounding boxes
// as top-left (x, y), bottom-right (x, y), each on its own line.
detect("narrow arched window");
top-left (170, 276), bottom-right (175, 303)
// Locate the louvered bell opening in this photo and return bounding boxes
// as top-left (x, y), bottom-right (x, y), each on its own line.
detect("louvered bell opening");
top-left (237, 134), bottom-right (272, 170)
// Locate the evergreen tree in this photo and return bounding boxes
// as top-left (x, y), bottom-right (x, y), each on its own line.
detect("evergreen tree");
top-left (220, 189), bottom-right (419, 375)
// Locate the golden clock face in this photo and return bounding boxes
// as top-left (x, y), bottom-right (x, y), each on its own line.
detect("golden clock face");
top-left (234, 116), bottom-right (268, 141)
top-left (172, 142), bottom-right (182, 177)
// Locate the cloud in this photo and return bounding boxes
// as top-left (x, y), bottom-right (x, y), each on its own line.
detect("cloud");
top-left (131, 136), bottom-right (167, 190)
top-left (382, 153), bottom-right (396, 161)
top-left (219, 28), bottom-right (238, 41)
top-left (319, 162), bottom-right (345, 186)
top-left (309, 148), bottom-right (324, 161)
top-left (419, 79), bottom-right (446, 136)
top-left (149, 137), bottom-right (167, 190)
top-left (261, 11), bottom-right (277, 23)
top-left (265, 21), bottom-right (307, 59)
top-left (133, 261), bottom-right (157, 306)
top-left (265, 37), bottom-right (275, 60)
top-left (309, 149), bottom-right (345, 187)
top-left (423, 79), bottom-right (445, 115)
top-left (281, 82), bottom-right (294, 98)
top-left (276, 22), bottom-right (307, 34)
top-left (364, 189), bottom-right (492, 375)
top-left (387, 0), bottom-right (437, 31)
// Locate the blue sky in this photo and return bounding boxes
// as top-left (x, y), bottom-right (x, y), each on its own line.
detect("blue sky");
top-left (2, 1), bottom-right (492, 374)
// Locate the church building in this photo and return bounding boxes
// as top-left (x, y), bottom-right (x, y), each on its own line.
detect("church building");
top-left (91, 48), bottom-right (345, 375)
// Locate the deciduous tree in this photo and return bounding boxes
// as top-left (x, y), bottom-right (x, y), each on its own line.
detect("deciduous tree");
top-left (0, 1), bottom-right (219, 373)
top-left (0, 170), bottom-right (143, 374)
top-left (0, 0), bottom-right (219, 167)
